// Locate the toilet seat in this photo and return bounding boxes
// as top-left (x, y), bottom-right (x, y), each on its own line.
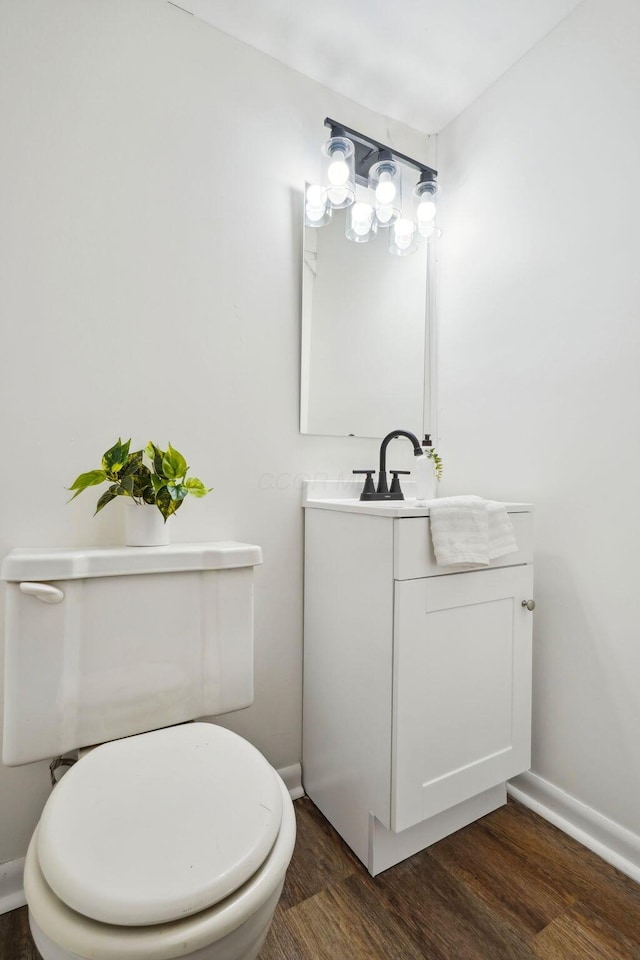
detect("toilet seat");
top-left (25, 772), bottom-right (296, 960)
top-left (36, 724), bottom-right (284, 926)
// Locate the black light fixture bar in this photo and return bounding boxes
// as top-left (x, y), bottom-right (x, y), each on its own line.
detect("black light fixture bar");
top-left (324, 116), bottom-right (437, 186)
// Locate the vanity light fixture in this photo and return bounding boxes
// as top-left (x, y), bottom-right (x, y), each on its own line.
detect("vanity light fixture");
top-left (310, 117), bottom-right (439, 256)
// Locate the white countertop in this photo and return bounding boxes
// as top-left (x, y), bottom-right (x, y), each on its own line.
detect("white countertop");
top-left (302, 481), bottom-right (533, 518)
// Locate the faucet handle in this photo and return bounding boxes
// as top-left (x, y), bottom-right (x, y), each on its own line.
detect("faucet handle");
top-left (389, 470), bottom-right (410, 497)
top-left (353, 469), bottom-right (376, 500)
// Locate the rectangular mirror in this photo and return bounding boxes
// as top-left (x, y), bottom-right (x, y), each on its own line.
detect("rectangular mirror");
top-left (300, 188), bottom-right (430, 439)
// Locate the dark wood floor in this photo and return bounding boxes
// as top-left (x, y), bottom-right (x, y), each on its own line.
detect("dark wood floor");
top-left (260, 797), bottom-right (640, 960)
top-left (2, 797), bottom-right (640, 960)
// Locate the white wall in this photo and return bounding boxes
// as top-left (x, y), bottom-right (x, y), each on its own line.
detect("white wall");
top-left (437, 0), bottom-right (640, 841)
top-left (0, 0), bottom-right (431, 863)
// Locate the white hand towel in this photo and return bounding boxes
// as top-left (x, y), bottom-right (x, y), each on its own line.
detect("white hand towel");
top-left (429, 496), bottom-right (490, 566)
top-left (429, 496), bottom-right (518, 567)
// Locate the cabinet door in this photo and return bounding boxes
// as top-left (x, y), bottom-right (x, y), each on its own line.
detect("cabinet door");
top-left (391, 565), bottom-right (533, 833)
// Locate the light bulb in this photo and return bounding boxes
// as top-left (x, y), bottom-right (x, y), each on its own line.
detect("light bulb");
top-left (304, 183), bottom-right (330, 227)
top-left (375, 172), bottom-right (396, 205)
top-left (376, 206), bottom-right (394, 225)
top-left (305, 203), bottom-right (325, 223)
top-left (417, 199), bottom-right (436, 223)
top-left (328, 150), bottom-right (349, 186)
top-left (346, 201), bottom-right (376, 243)
top-left (351, 202), bottom-right (373, 236)
top-left (306, 184), bottom-right (323, 206)
top-left (327, 186), bottom-right (348, 206)
top-left (395, 218), bottom-right (414, 238)
top-left (352, 202), bottom-right (372, 224)
top-left (418, 221), bottom-right (435, 240)
top-left (390, 218), bottom-right (418, 255)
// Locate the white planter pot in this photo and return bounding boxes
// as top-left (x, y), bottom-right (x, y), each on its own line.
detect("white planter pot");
top-left (124, 501), bottom-right (170, 547)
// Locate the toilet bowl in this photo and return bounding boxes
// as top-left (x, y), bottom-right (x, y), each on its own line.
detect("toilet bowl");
top-left (23, 723), bottom-right (296, 960)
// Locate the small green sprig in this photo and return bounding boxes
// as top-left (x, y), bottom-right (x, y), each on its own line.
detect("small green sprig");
top-left (67, 438), bottom-right (212, 522)
top-left (426, 448), bottom-right (444, 482)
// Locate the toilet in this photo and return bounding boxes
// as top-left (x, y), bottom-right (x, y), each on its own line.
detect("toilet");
top-left (1, 541), bottom-right (296, 960)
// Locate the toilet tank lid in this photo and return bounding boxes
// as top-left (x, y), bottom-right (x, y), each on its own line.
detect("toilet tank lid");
top-left (1, 541), bottom-right (262, 581)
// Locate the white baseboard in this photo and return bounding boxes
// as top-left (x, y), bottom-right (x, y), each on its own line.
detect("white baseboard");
top-left (277, 762), bottom-right (305, 800)
top-left (508, 771), bottom-right (640, 885)
top-left (0, 857), bottom-right (26, 915)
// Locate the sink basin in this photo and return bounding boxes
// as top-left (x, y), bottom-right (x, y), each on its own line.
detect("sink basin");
top-left (303, 495), bottom-right (436, 518)
top-left (302, 480), bottom-right (436, 517)
top-left (356, 498), bottom-right (428, 508)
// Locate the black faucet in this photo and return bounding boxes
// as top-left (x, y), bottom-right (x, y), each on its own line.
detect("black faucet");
top-left (353, 429), bottom-right (424, 501)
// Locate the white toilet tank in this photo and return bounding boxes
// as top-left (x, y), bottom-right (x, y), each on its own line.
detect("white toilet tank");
top-left (1, 541), bottom-right (262, 766)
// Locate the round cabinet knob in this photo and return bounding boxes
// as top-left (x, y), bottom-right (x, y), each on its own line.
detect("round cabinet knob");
top-left (521, 599), bottom-right (536, 611)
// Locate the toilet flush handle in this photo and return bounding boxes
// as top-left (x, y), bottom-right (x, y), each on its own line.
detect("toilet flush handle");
top-left (19, 582), bottom-right (65, 604)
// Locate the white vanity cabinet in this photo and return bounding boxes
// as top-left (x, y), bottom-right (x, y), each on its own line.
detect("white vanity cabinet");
top-left (302, 486), bottom-right (534, 875)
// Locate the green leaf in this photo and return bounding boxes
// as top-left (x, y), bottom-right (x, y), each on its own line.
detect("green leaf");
top-left (118, 474), bottom-right (136, 497)
top-left (94, 484), bottom-right (120, 515)
top-left (67, 470), bottom-right (107, 501)
top-left (119, 450), bottom-right (144, 478)
top-left (155, 485), bottom-right (183, 521)
top-left (68, 469), bottom-right (107, 491)
top-left (101, 438), bottom-right (131, 477)
top-left (162, 444), bottom-right (188, 481)
top-left (147, 442), bottom-right (167, 479)
top-left (132, 463), bottom-right (153, 499)
top-left (185, 477), bottom-right (211, 498)
top-left (151, 474), bottom-right (167, 495)
top-left (167, 482), bottom-right (189, 502)
top-left (142, 485), bottom-right (156, 505)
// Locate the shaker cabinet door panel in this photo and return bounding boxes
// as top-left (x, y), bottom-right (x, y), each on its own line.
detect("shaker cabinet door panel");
top-left (391, 565), bottom-right (533, 833)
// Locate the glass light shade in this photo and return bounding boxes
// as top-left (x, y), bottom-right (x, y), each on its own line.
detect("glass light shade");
top-left (321, 136), bottom-right (355, 209)
top-left (414, 179), bottom-right (439, 239)
top-left (346, 201), bottom-right (377, 243)
top-left (304, 183), bottom-right (331, 227)
top-left (369, 158), bottom-right (402, 225)
top-left (389, 218), bottom-right (419, 256)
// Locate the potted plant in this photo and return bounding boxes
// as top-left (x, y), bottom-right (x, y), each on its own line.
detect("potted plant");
top-left (68, 438), bottom-right (212, 545)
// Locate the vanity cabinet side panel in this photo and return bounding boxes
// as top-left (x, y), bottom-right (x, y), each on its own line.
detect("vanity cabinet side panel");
top-left (303, 509), bottom-right (395, 861)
